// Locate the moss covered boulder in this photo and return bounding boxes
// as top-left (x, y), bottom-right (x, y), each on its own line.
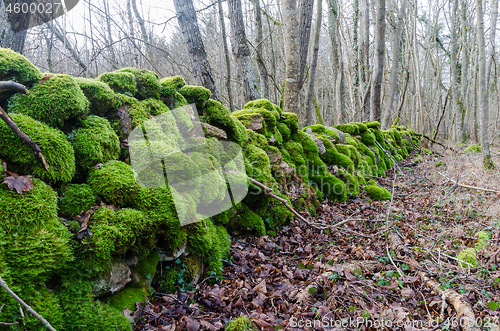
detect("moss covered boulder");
top-left (9, 74), bottom-right (89, 128)
top-left (116, 67), bottom-right (161, 100)
top-left (0, 47), bottom-right (42, 93)
top-left (0, 113), bottom-right (75, 183)
top-left (75, 77), bottom-right (117, 116)
top-left (98, 71), bottom-right (137, 96)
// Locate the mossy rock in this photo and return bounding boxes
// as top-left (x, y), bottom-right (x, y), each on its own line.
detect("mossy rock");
top-left (457, 247), bottom-right (479, 268)
top-left (243, 98), bottom-right (282, 116)
top-left (98, 71), bottom-right (137, 96)
top-left (277, 122), bottom-right (291, 141)
top-left (337, 169), bottom-right (360, 197)
top-left (228, 202), bottom-right (266, 236)
top-left (363, 121), bottom-right (381, 129)
top-left (225, 316), bottom-right (258, 331)
top-left (246, 129), bottom-right (269, 150)
top-left (233, 108), bottom-right (278, 130)
top-left (106, 286), bottom-right (149, 311)
top-left (303, 124), bottom-right (340, 143)
top-left (59, 183), bottom-right (98, 217)
top-left (159, 76), bottom-right (188, 109)
top-left (318, 136), bottom-right (354, 173)
top-left (75, 77), bottom-right (117, 116)
top-left (113, 93), bottom-right (150, 137)
top-left (201, 100), bottom-right (248, 144)
top-left (9, 73), bottom-right (89, 128)
top-left (89, 160), bottom-right (140, 206)
top-left (69, 115), bottom-right (120, 171)
top-left (140, 98), bottom-right (169, 116)
top-left (334, 123), bottom-right (358, 135)
top-left (0, 48), bottom-right (42, 91)
top-left (281, 112), bottom-right (299, 133)
top-left (0, 113), bottom-right (75, 183)
top-left (115, 67), bottom-right (160, 100)
top-left (179, 85), bottom-right (211, 109)
top-left (365, 185), bottom-right (392, 201)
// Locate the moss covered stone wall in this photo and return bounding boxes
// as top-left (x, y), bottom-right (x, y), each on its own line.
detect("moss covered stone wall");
top-left (0, 49), bottom-right (420, 330)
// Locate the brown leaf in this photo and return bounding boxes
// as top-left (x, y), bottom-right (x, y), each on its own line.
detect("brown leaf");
top-left (344, 269), bottom-right (358, 281)
top-left (186, 317), bottom-right (200, 331)
top-left (253, 280), bottom-right (267, 294)
top-left (39, 74), bottom-right (53, 84)
top-left (2, 172), bottom-right (33, 196)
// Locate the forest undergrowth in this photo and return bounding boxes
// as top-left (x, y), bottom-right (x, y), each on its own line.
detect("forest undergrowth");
top-left (133, 147), bottom-right (500, 331)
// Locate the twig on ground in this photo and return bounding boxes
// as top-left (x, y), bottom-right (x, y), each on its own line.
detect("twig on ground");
top-left (386, 245), bottom-right (404, 278)
top-left (437, 171), bottom-right (500, 194)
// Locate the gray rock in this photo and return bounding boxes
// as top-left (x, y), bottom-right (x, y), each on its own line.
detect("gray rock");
top-left (329, 127), bottom-right (346, 144)
top-left (266, 149), bottom-right (282, 164)
top-left (245, 114), bottom-right (263, 131)
top-left (156, 242), bottom-right (187, 262)
top-left (92, 260), bottom-right (131, 297)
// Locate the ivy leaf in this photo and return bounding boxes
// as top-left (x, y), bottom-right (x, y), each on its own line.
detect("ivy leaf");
top-left (2, 171), bottom-right (33, 196)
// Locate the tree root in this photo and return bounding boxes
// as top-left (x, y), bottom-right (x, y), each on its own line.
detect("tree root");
top-left (388, 232), bottom-right (482, 331)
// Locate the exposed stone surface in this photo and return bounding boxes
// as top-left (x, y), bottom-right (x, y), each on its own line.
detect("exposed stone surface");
top-left (92, 260), bottom-right (132, 297)
top-left (266, 149), bottom-right (282, 164)
top-left (245, 113), bottom-right (263, 131)
top-left (200, 121), bottom-right (227, 140)
top-left (329, 127), bottom-right (346, 144)
top-left (156, 242), bottom-right (187, 262)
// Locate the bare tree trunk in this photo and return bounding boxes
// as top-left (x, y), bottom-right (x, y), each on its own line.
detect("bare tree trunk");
top-left (218, 0), bottom-right (235, 112)
top-left (486, 0), bottom-right (498, 89)
top-left (228, 0), bottom-right (259, 104)
top-left (358, 0), bottom-right (370, 120)
top-left (47, 21), bottom-right (87, 72)
top-left (104, 0), bottom-right (118, 69)
top-left (131, 0), bottom-right (153, 67)
top-left (460, 1), bottom-right (470, 142)
top-left (283, 0), bottom-right (301, 114)
top-left (382, 0), bottom-right (407, 128)
top-left (305, 0), bottom-right (322, 126)
top-left (254, 0), bottom-right (269, 99)
top-left (450, 0), bottom-right (459, 141)
top-left (475, 0), bottom-right (494, 168)
top-left (298, 0), bottom-right (314, 89)
top-left (0, 0), bottom-right (32, 54)
top-left (370, 0), bottom-right (386, 122)
top-left (173, 0), bottom-right (220, 101)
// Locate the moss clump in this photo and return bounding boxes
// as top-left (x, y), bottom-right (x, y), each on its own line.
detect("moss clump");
top-left (59, 183), bottom-right (98, 217)
top-left (159, 76), bottom-right (188, 109)
top-left (179, 85), bottom-right (211, 109)
top-left (243, 98), bottom-right (282, 116)
top-left (115, 67), bottom-right (160, 100)
top-left (476, 231), bottom-right (490, 249)
top-left (337, 169), bottom-right (360, 197)
top-left (365, 185), bottom-right (392, 201)
top-left (9, 74), bottom-right (89, 128)
top-left (281, 112), bottom-right (299, 133)
top-left (303, 124), bottom-right (340, 142)
top-left (141, 98), bottom-right (169, 116)
top-left (246, 129), bottom-right (269, 150)
top-left (201, 100), bottom-right (248, 144)
top-left (228, 203), bottom-right (266, 236)
top-left (457, 247), bottom-right (479, 267)
top-left (277, 122), bottom-right (291, 141)
top-left (363, 121), bottom-right (381, 129)
top-left (89, 160), bottom-right (139, 206)
top-left (0, 113), bottom-right (75, 183)
top-left (319, 137), bottom-right (355, 173)
top-left (335, 123), bottom-right (358, 135)
top-left (233, 108), bottom-right (278, 130)
top-left (465, 144), bottom-right (481, 153)
top-left (113, 93), bottom-right (150, 134)
top-left (82, 207), bottom-right (156, 275)
top-left (57, 277), bottom-right (132, 331)
top-left (106, 286), bottom-right (149, 311)
top-left (225, 316), bottom-right (257, 331)
top-left (69, 116), bottom-right (120, 170)
top-left (435, 161), bottom-right (446, 167)
top-left (244, 144), bottom-right (274, 186)
top-left (75, 77), bottom-right (117, 116)
top-left (0, 48), bottom-right (42, 89)
top-left (98, 71), bottom-right (137, 96)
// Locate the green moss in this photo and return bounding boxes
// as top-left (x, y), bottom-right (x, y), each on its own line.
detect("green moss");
top-left (0, 113), bottom-right (75, 183)
top-left (277, 122), bottom-right (291, 141)
top-left (363, 121), bottom-right (381, 129)
top-left (89, 160), bottom-right (139, 206)
top-left (476, 231), bottom-right (490, 249)
top-left (303, 124), bottom-right (340, 142)
top-left (57, 277), bottom-right (132, 331)
top-left (59, 183), bottom-right (98, 217)
top-left (233, 108), bottom-right (278, 130)
top-left (281, 112), bottom-right (299, 133)
top-left (345, 133), bottom-right (359, 148)
top-left (243, 98), bottom-right (282, 116)
top-left (318, 137), bottom-right (355, 173)
top-left (337, 169), bottom-right (360, 197)
top-left (360, 130), bottom-right (376, 146)
top-left (246, 129), bottom-right (269, 150)
top-left (351, 122), bottom-right (368, 133)
top-left (160, 76), bottom-right (186, 90)
top-left (130, 250), bottom-right (159, 288)
top-left (9, 74), bottom-right (89, 128)
top-left (179, 85), bottom-right (211, 109)
top-left (465, 144), bottom-right (481, 153)
top-left (228, 203), bottom-right (266, 236)
top-left (266, 230), bottom-right (277, 236)
top-left (114, 93), bottom-right (150, 130)
top-left (243, 144), bottom-right (274, 186)
top-left (335, 123), bottom-right (358, 135)
top-left (98, 71), bottom-right (137, 96)
top-left (159, 76), bottom-right (188, 109)
top-left (75, 77), bottom-right (117, 116)
top-left (107, 286), bottom-right (149, 311)
top-left (0, 48), bottom-right (42, 89)
top-left (225, 316), bottom-right (257, 331)
top-left (365, 185), bottom-right (392, 201)
top-left (201, 100), bottom-right (248, 144)
top-left (116, 67), bottom-right (160, 100)
top-left (69, 116), bottom-right (120, 170)
top-left (457, 247), bottom-right (479, 267)
top-left (141, 98), bottom-right (169, 116)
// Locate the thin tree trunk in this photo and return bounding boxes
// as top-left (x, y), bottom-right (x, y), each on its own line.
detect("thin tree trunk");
top-left (306, 0), bottom-right (322, 126)
top-left (298, 0), bottom-right (314, 89)
top-left (47, 21), bottom-right (87, 72)
top-left (370, 0), bottom-right (386, 122)
top-left (104, 0), bottom-right (118, 69)
top-left (254, 0), bottom-right (269, 99)
top-left (382, 0), bottom-right (407, 128)
top-left (450, 0), bottom-right (459, 141)
top-left (173, 0), bottom-right (220, 101)
top-left (218, 0), bottom-right (235, 112)
top-left (460, 0), bottom-right (470, 142)
top-left (359, 0), bottom-right (370, 120)
top-left (0, 0), bottom-right (32, 54)
top-left (283, 0), bottom-right (301, 114)
top-left (228, 0), bottom-right (259, 104)
top-left (475, 0), bottom-right (494, 168)
top-left (131, 0), bottom-right (153, 67)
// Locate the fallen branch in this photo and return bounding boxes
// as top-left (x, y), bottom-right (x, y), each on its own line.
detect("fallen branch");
top-left (437, 171), bottom-right (500, 194)
top-left (248, 177), bottom-right (373, 237)
top-left (388, 232), bottom-right (481, 331)
top-left (0, 86), bottom-right (49, 171)
top-left (374, 140), bottom-right (405, 176)
top-left (422, 134), bottom-right (458, 153)
top-left (0, 276), bottom-right (57, 331)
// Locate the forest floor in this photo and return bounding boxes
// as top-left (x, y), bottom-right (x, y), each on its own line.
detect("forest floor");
top-left (134, 145), bottom-right (500, 331)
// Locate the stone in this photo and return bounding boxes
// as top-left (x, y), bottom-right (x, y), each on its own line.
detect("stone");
top-left (329, 127), bottom-right (346, 144)
top-left (266, 149), bottom-right (282, 164)
top-left (92, 260), bottom-right (131, 297)
top-left (200, 122), bottom-right (227, 140)
top-left (245, 113), bottom-right (263, 131)
top-left (156, 242), bottom-right (187, 262)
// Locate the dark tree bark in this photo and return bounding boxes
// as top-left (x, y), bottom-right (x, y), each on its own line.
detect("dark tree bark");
top-left (298, 0), bottom-right (314, 89)
top-left (228, 0), bottom-right (259, 104)
top-left (173, 0), bottom-right (220, 101)
top-left (0, 0), bottom-right (32, 54)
